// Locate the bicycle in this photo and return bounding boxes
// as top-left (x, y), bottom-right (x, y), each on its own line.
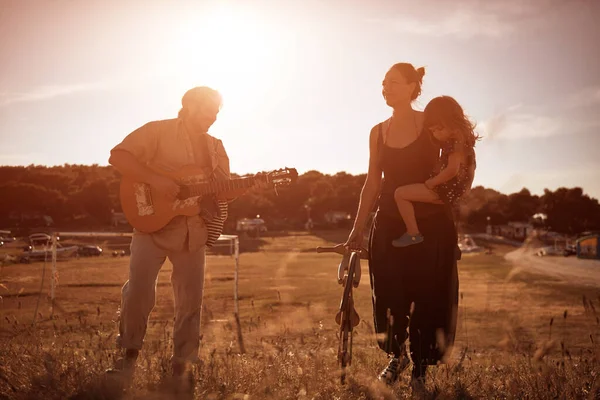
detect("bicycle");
top-left (315, 243), bottom-right (369, 384)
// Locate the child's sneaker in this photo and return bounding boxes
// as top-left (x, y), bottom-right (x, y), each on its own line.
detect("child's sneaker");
top-left (392, 233), bottom-right (424, 247)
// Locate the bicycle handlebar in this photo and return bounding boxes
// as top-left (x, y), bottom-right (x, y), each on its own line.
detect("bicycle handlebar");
top-left (316, 244), bottom-right (369, 260)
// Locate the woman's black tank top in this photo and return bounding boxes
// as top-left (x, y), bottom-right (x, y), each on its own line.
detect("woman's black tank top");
top-left (377, 123), bottom-right (447, 221)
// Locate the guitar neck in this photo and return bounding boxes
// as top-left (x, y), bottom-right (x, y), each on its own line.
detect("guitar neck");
top-left (185, 176), bottom-right (258, 197)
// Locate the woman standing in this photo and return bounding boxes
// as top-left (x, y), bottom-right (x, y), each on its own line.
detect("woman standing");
top-left (345, 63), bottom-right (460, 389)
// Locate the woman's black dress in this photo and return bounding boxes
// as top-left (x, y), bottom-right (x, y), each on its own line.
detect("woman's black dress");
top-left (368, 124), bottom-right (460, 372)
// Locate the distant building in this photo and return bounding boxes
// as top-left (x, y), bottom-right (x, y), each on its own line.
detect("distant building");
top-left (236, 218), bottom-right (267, 233)
top-left (577, 234), bottom-right (600, 260)
top-left (324, 211), bottom-right (351, 225)
top-left (8, 212), bottom-right (53, 226)
top-left (490, 221), bottom-right (533, 240)
top-left (111, 211), bottom-right (128, 227)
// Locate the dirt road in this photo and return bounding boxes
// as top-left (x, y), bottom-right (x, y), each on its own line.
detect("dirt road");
top-left (505, 247), bottom-right (600, 287)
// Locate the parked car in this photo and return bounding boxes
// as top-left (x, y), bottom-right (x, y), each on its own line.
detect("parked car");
top-left (536, 246), bottom-right (564, 257)
top-left (563, 244), bottom-right (577, 257)
top-left (19, 243), bottom-right (78, 263)
top-left (78, 245), bottom-right (103, 257)
top-left (236, 218), bottom-right (268, 233)
top-left (29, 233), bottom-right (54, 246)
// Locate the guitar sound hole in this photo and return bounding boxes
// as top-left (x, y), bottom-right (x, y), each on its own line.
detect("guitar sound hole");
top-left (177, 186), bottom-right (189, 200)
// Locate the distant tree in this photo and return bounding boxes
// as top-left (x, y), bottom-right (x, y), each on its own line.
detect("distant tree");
top-left (17, 166), bottom-right (73, 195)
top-left (71, 179), bottom-right (113, 225)
top-left (541, 187), bottom-right (600, 234)
top-left (270, 170), bottom-right (325, 224)
top-left (531, 213), bottom-right (548, 228)
top-left (330, 172), bottom-right (364, 214)
top-left (505, 188), bottom-right (541, 222)
top-left (459, 186), bottom-right (508, 230)
top-left (227, 190), bottom-right (275, 221)
top-left (308, 177), bottom-right (336, 220)
top-left (0, 181), bottom-right (67, 224)
top-left (1, 165), bottom-right (599, 233)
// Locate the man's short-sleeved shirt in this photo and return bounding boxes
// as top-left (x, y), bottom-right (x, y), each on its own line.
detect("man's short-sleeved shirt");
top-left (111, 118), bottom-right (230, 252)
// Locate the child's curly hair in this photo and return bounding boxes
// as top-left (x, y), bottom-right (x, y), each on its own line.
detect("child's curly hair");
top-left (422, 96), bottom-right (481, 148)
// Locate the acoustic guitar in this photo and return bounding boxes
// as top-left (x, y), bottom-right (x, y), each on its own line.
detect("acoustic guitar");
top-left (119, 165), bottom-right (298, 242)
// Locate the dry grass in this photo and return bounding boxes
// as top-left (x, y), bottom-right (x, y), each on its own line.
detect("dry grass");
top-left (1, 231), bottom-right (599, 399)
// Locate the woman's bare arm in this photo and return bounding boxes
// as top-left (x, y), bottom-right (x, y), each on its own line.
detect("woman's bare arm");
top-left (351, 125), bottom-right (383, 232)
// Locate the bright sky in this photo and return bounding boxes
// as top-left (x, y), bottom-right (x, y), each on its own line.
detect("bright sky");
top-left (1, 0), bottom-right (599, 199)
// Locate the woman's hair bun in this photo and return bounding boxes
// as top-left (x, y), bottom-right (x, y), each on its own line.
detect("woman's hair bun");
top-left (416, 67), bottom-right (426, 80)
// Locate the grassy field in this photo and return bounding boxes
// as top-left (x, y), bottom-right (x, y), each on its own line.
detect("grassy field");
top-left (0, 231), bottom-right (599, 399)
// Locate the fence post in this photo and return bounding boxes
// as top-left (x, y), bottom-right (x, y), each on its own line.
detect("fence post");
top-left (233, 237), bottom-right (245, 353)
top-left (51, 233), bottom-right (58, 315)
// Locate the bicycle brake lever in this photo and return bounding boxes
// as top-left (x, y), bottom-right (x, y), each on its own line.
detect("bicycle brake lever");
top-left (353, 257), bottom-right (361, 287)
top-left (337, 251), bottom-right (350, 285)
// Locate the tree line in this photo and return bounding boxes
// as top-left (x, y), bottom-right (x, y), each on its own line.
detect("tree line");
top-left (1, 165), bottom-right (599, 235)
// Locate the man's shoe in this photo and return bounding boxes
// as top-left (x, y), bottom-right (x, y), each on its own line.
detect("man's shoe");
top-left (377, 355), bottom-right (411, 385)
top-left (105, 349), bottom-right (138, 382)
top-left (410, 375), bottom-right (426, 395)
top-left (162, 360), bottom-right (194, 396)
top-left (410, 364), bottom-right (427, 395)
top-left (172, 359), bottom-right (188, 377)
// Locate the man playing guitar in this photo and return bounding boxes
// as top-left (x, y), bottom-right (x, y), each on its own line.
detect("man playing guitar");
top-left (107, 86), bottom-right (253, 383)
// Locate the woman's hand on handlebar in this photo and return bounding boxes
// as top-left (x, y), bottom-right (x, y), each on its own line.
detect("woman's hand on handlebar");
top-left (344, 227), bottom-right (364, 250)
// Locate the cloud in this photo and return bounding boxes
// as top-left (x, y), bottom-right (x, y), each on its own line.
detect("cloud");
top-left (479, 105), bottom-right (562, 140)
top-left (0, 69), bottom-right (175, 108)
top-left (368, 0), bottom-right (563, 38)
top-left (567, 86), bottom-right (600, 108)
top-left (383, 10), bottom-right (512, 38)
top-left (0, 82), bottom-right (105, 107)
top-left (481, 83), bottom-right (600, 141)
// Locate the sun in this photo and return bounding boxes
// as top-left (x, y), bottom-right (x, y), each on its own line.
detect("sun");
top-left (170, 4), bottom-right (282, 117)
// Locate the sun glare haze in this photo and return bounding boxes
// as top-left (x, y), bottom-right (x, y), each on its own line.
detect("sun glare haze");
top-left (1, 1), bottom-right (600, 399)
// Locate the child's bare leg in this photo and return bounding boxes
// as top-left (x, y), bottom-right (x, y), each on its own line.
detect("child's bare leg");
top-left (394, 197), bottom-right (419, 235)
top-left (394, 184), bottom-right (442, 236)
top-left (395, 184), bottom-right (442, 204)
